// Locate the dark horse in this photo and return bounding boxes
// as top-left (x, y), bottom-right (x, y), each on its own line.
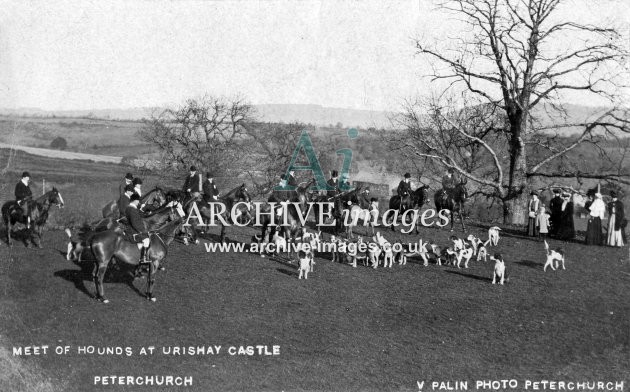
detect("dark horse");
top-left (259, 179), bottom-right (316, 247)
top-left (387, 185), bottom-right (430, 233)
top-left (434, 180), bottom-right (468, 231)
top-left (311, 185), bottom-right (362, 236)
top-left (101, 186), bottom-right (167, 218)
top-left (2, 188), bottom-right (65, 247)
top-left (191, 184), bottom-right (251, 243)
top-left (90, 217), bottom-right (186, 303)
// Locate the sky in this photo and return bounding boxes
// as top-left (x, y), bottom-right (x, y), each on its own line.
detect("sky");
top-left (0, 0), bottom-right (628, 112)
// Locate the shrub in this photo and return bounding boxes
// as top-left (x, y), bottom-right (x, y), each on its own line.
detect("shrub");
top-left (50, 137), bottom-right (67, 150)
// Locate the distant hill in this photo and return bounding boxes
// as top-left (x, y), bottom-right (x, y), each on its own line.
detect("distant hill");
top-left (0, 103), bottom-right (624, 134)
top-left (0, 104), bottom-right (393, 129)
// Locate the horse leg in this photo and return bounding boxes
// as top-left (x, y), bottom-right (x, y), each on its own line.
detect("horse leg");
top-left (146, 260), bottom-right (157, 302)
top-left (219, 222), bottom-right (227, 243)
top-left (460, 206), bottom-right (466, 232)
top-left (93, 260), bottom-right (110, 303)
top-left (6, 219), bottom-right (12, 247)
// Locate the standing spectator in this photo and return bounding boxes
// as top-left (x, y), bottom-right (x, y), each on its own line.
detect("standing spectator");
top-left (202, 172), bottom-right (220, 203)
top-left (527, 191), bottom-right (540, 237)
top-left (549, 189), bottom-right (563, 237)
top-left (536, 205), bottom-right (550, 241)
top-left (606, 191), bottom-right (625, 247)
top-left (585, 192), bottom-right (605, 245)
top-left (557, 192), bottom-right (575, 241)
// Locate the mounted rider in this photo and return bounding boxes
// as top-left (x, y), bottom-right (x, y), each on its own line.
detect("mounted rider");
top-left (117, 184), bottom-right (134, 216)
top-left (183, 165), bottom-right (203, 201)
top-left (15, 171), bottom-right (33, 228)
top-left (202, 171), bottom-right (220, 203)
top-left (397, 172), bottom-right (413, 211)
top-left (124, 193), bottom-right (150, 263)
top-left (119, 172), bottom-right (134, 197)
top-left (441, 168), bottom-right (458, 196)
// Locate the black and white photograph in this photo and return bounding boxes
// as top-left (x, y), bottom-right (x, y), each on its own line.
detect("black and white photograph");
top-left (0, 1), bottom-right (628, 391)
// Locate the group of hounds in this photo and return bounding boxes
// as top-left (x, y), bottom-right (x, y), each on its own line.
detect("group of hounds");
top-left (254, 225), bottom-right (567, 283)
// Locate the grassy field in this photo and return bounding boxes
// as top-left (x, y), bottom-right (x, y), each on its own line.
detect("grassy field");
top-left (0, 152), bottom-right (629, 391)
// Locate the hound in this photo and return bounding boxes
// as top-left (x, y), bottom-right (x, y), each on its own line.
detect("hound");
top-left (488, 226), bottom-right (501, 246)
top-left (543, 240), bottom-right (566, 272)
top-left (490, 253), bottom-right (506, 285)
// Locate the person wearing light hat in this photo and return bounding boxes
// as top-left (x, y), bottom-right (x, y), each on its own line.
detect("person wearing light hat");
top-left (606, 191), bottom-right (625, 247)
top-left (125, 193), bottom-right (150, 263)
top-left (15, 171), bottom-right (33, 228)
top-left (183, 165), bottom-right (203, 200)
top-left (527, 191), bottom-right (540, 237)
top-left (585, 192), bottom-right (605, 245)
top-left (119, 172), bottom-right (134, 197)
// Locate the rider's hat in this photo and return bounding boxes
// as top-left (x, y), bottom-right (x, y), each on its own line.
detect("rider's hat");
top-left (22, 171), bottom-right (30, 178)
top-left (206, 171), bottom-right (214, 178)
top-left (610, 190), bottom-right (617, 198)
top-left (553, 188), bottom-right (561, 194)
top-left (124, 184), bottom-right (134, 193)
top-left (130, 193), bottom-right (141, 202)
top-left (447, 168), bottom-right (454, 174)
top-left (190, 165), bottom-right (197, 172)
top-left (404, 172), bottom-right (411, 178)
top-left (331, 170), bottom-right (338, 178)
top-left (132, 178), bottom-right (143, 185)
top-left (125, 172), bottom-right (133, 180)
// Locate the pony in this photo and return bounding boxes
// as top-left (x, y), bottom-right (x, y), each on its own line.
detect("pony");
top-left (2, 188), bottom-right (65, 247)
top-left (434, 180), bottom-right (468, 231)
top-left (101, 186), bottom-right (167, 218)
top-left (90, 216), bottom-right (187, 303)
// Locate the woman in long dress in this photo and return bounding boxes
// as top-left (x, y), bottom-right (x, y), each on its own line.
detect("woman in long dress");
top-left (527, 192), bottom-right (540, 237)
top-left (607, 191), bottom-right (625, 247)
top-left (585, 192), bottom-right (605, 245)
top-left (557, 192), bottom-right (575, 241)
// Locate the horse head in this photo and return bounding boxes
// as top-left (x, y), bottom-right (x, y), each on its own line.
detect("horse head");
top-left (48, 187), bottom-right (65, 209)
top-left (456, 181), bottom-right (469, 201)
top-left (236, 184), bottom-right (251, 203)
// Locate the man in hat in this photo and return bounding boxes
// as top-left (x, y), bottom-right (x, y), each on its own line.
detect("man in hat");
top-left (132, 178), bottom-right (143, 197)
top-left (15, 171), bottom-right (33, 228)
top-left (125, 193), bottom-right (150, 263)
top-left (397, 173), bottom-right (413, 199)
top-left (118, 184), bottom-right (135, 216)
top-left (183, 165), bottom-right (203, 200)
top-left (549, 188), bottom-right (563, 237)
top-left (119, 172), bottom-right (134, 197)
top-left (327, 170), bottom-right (341, 199)
top-left (203, 172), bottom-right (220, 203)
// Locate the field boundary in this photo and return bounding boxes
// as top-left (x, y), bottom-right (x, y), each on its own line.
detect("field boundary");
top-left (0, 143), bottom-right (122, 164)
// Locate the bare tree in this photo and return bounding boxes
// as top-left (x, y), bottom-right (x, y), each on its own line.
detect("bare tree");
top-left (398, 0), bottom-right (629, 224)
top-left (139, 95), bottom-right (256, 177)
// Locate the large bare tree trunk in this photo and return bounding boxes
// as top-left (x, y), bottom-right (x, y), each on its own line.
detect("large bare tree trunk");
top-left (504, 114), bottom-right (529, 225)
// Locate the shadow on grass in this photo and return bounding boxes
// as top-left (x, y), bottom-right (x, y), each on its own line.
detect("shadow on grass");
top-left (276, 268), bottom-right (297, 277)
top-left (444, 269), bottom-right (492, 282)
top-left (54, 259), bottom-right (145, 299)
top-left (516, 259), bottom-right (541, 269)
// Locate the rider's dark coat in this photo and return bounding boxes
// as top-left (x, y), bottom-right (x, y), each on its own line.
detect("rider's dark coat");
top-left (118, 193), bottom-right (131, 214)
top-left (124, 205), bottom-right (147, 240)
top-left (15, 181), bottom-right (32, 202)
top-left (183, 172), bottom-right (203, 194)
top-left (397, 180), bottom-right (412, 197)
top-left (202, 180), bottom-right (219, 203)
top-left (442, 174), bottom-right (457, 191)
top-left (326, 178), bottom-right (340, 198)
